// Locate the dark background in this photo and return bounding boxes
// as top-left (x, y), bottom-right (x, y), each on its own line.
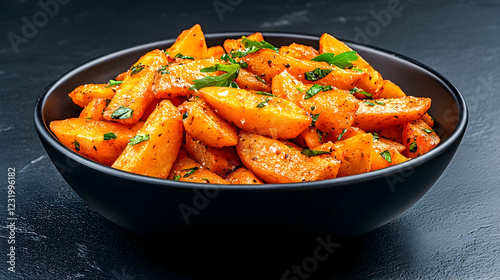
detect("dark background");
top-left (1, 0), bottom-right (499, 279)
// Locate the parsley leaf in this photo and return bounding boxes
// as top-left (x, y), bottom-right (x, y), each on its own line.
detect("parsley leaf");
top-left (311, 51), bottom-right (358, 69)
top-left (350, 87), bottom-right (373, 98)
top-left (380, 150), bottom-right (392, 163)
top-left (304, 84), bottom-right (332, 99)
top-left (352, 67), bottom-right (363, 72)
top-left (129, 134), bottom-right (150, 145)
top-left (255, 75), bottom-right (267, 84)
top-left (174, 53), bottom-right (194, 60)
top-left (409, 141), bottom-right (418, 153)
top-left (106, 79), bottom-right (123, 87)
top-left (316, 129), bottom-right (323, 142)
top-left (130, 63), bottom-right (145, 75)
top-left (103, 132), bottom-right (117, 140)
top-left (200, 63), bottom-right (240, 73)
top-left (190, 64), bottom-right (240, 90)
top-left (230, 36), bottom-right (279, 58)
top-left (304, 68), bottom-right (332, 81)
top-left (220, 54), bottom-right (248, 68)
top-left (301, 149), bottom-right (331, 157)
top-left (374, 100), bottom-right (386, 105)
top-left (110, 106), bottom-right (133, 119)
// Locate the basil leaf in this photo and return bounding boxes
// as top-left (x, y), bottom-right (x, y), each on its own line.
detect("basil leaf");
top-left (106, 79), bottom-right (123, 87)
top-left (337, 128), bottom-right (347, 141)
top-left (174, 53), bottom-right (194, 60)
top-left (301, 149), bottom-right (331, 157)
top-left (311, 51), bottom-right (358, 69)
top-left (73, 140), bottom-right (80, 151)
top-left (380, 150), bottom-right (392, 163)
top-left (130, 63), bottom-right (145, 75)
top-left (409, 141), bottom-right (418, 153)
top-left (183, 167), bottom-right (199, 178)
top-left (110, 106), bottom-right (133, 119)
top-left (128, 134), bottom-right (150, 145)
top-left (304, 68), bottom-right (332, 81)
top-left (190, 69), bottom-right (240, 90)
top-left (103, 132), bottom-right (117, 140)
top-left (254, 91), bottom-right (276, 97)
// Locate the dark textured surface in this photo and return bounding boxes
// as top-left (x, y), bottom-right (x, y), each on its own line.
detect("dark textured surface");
top-left (0, 0), bottom-right (499, 279)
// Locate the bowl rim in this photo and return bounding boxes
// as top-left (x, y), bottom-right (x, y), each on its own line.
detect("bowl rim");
top-left (34, 31), bottom-right (468, 191)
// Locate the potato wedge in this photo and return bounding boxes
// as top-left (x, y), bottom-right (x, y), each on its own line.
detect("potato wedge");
top-left (271, 70), bottom-right (309, 105)
top-left (68, 84), bottom-right (115, 108)
top-left (236, 131), bottom-right (340, 183)
top-left (353, 96), bottom-right (431, 131)
top-left (293, 127), bottom-right (323, 149)
top-left (167, 24), bottom-right (207, 60)
top-left (223, 32), bottom-right (265, 54)
top-left (204, 45), bottom-right (226, 59)
top-left (199, 87), bottom-right (311, 139)
top-left (377, 80), bottom-right (406, 98)
top-left (50, 118), bottom-right (143, 166)
top-left (103, 49), bottom-right (168, 124)
top-left (402, 119), bottom-right (440, 159)
top-left (235, 68), bottom-right (271, 92)
top-left (179, 98), bottom-right (239, 148)
top-left (279, 43), bottom-right (319, 60)
top-left (79, 98), bottom-right (108, 121)
top-left (168, 149), bottom-right (229, 184)
top-left (112, 100), bottom-right (183, 178)
top-left (226, 167), bottom-right (264, 184)
top-left (371, 149), bottom-right (408, 171)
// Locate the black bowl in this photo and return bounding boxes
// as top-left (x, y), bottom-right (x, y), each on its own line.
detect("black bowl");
top-left (34, 32), bottom-right (467, 237)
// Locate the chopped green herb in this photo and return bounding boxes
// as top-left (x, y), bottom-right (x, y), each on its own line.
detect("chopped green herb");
top-left (352, 67), bottom-right (363, 72)
top-left (301, 149), bottom-right (331, 157)
top-left (374, 100), bottom-right (386, 105)
top-left (110, 106), bottom-right (133, 119)
top-left (297, 87), bottom-right (305, 92)
top-left (364, 101), bottom-right (375, 106)
top-left (311, 114), bottom-right (320, 126)
top-left (202, 177), bottom-right (210, 183)
top-left (380, 150), bottom-right (392, 163)
top-left (423, 128), bottom-right (435, 133)
top-left (255, 75), bottom-right (267, 84)
top-left (105, 99), bottom-right (111, 106)
top-left (183, 167), bottom-right (199, 177)
top-left (256, 98), bottom-right (271, 108)
top-left (163, 50), bottom-right (170, 55)
top-left (73, 140), bottom-right (80, 151)
top-left (157, 65), bottom-right (170, 74)
top-left (173, 175), bottom-right (181, 181)
top-left (106, 79), bottom-right (123, 87)
top-left (304, 68), bottom-right (332, 81)
top-left (310, 106), bottom-right (316, 111)
top-left (409, 141), bottom-right (418, 153)
top-left (130, 63), bottom-right (145, 75)
top-left (304, 84), bottom-right (332, 99)
top-left (316, 129), bottom-right (323, 142)
top-left (85, 117), bottom-right (92, 120)
top-left (337, 128), bottom-right (347, 141)
top-left (182, 112), bottom-right (189, 120)
top-left (220, 53), bottom-right (248, 68)
top-left (254, 91), bottom-right (276, 97)
top-left (372, 132), bottom-right (380, 142)
top-left (174, 53), bottom-right (194, 60)
top-left (190, 63), bottom-right (240, 90)
top-left (103, 132), bottom-right (117, 140)
top-left (310, 51), bottom-right (358, 69)
top-left (200, 63), bottom-right (240, 73)
top-left (128, 134), bottom-right (150, 145)
top-left (350, 87), bottom-right (373, 98)
top-left (230, 36), bottom-right (279, 58)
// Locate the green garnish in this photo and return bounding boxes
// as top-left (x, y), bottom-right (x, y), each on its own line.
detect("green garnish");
top-left (409, 141), bottom-right (418, 153)
top-left (255, 75), bottom-right (267, 84)
top-left (337, 128), bottom-right (347, 141)
top-left (174, 53), bottom-right (194, 60)
top-left (106, 79), bottom-right (123, 87)
top-left (202, 177), bottom-right (210, 183)
top-left (130, 63), bottom-right (145, 75)
top-left (372, 132), bottom-right (379, 142)
top-left (128, 134), bottom-right (150, 145)
top-left (157, 65), bottom-right (170, 74)
top-left (374, 100), bottom-right (386, 105)
top-left (173, 175), bottom-right (181, 181)
top-left (310, 106), bottom-right (316, 111)
top-left (350, 87), bottom-right (373, 98)
top-left (304, 84), bottom-right (332, 99)
top-left (73, 140), bottom-right (80, 151)
top-left (310, 51), bottom-right (358, 69)
top-left (163, 50), bottom-right (170, 55)
top-left (311, 114), bottom-right (320, 127)
top-left (220, 53), bottom-right (248, 68)
top-left (230, 36), bottom-right (279, 58)
top-left (380, 150), bottom-right (392, 163)
top-left (190, 63), bottom-right (240, 90)
top-left (316, 129), bottom-right (323, 142)
top-left (364, 101), bottom-right (375, 106)
top-left (183, 167), bottom-right (199, 177)
top-left (301, 149), bottom-right (331, 157)
top-left (423, 128), bottom-right (435, 133)
top-left (254, 91), bottom-right (276, 97)
top-left (85, 117), bottom-right (92, 120)
top-left (352, 67), bottom-right (363, 72)
top-left (297, 87), bottom-right (305, 92)
top-left (256, 98), bottom-right (271, 108)
top-left (103, 132), bottom-right (117, 140)
top-left (304, 68), bottom-right (332, 81)
top-left (182, 112), bottom-right (189, 120)
top-left (110, 106), bottom-right (133, 119)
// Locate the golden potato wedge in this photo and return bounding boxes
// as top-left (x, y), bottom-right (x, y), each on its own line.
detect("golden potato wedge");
top-left (168, 149), bottom-right (229, 184)
top-left (167, 24), bottom-right (207, 60)
top-left (226, 167), bottom-right (264, 184)
top-left (78, 98), bottom-right (108, 121)
top-left (68, 84), bottom-right (115, 108)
